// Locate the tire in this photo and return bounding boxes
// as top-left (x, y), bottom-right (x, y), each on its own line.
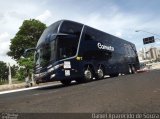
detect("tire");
top-left (75, 78), bottom-right (84, 83)
top-left (25, 85), bottom-right (29, 88)
top-left (35, 80), bottom-right (39, 85)
top-left (109, 73), bottom-right (119, 77)
top-left (96, 67), bottom-right (104, 79)
top-left (128, 65), bottom-right (132, 74)
top-left (60, 80), bottom-right (71, 85)
top-left (131, 65), bottom-right (136, 74)
top-left (83, 67), bottom-right (93, 82)
top-left (127, 65), bottom-right (137, 74)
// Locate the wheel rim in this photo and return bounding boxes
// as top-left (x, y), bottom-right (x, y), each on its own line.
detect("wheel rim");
top-left (84, 69), bottom-right (92, 81)
top-left (98, 69), bottom-right (104, 79)
top-left (129, 66), bottom-right (132, 74)
top-left (132, 66), bottom-right (136, 73)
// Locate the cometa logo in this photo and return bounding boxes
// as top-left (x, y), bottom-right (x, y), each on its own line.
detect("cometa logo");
top-left (97, 42), bottom-right (114, 52)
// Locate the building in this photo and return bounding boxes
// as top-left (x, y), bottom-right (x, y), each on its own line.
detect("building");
top-left (149, 47), bottom-right (159, 60)
top-left (138, 47), bottom-right (160, 62)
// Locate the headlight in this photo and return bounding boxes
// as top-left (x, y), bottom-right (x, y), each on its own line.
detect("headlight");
top-left (47, 64), bottom-right (63, 73)
top-left (39, 72), bottom-right (46, 77)
top-left (34, 74), bottom-right (39, 77)
top-left (54, 64), bottom-right (61, 70)
top-left (47, 67), bottom-right (54, 73)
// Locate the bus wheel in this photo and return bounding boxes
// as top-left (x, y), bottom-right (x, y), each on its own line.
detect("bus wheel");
top-left (96, 67), bottom-right (104, 79)
top-left (35, 81), bottom-right (39, 85)
top-left (75, 78), bottom-right (84, 83)
top-left (131, 65), bottom-right (136, 74)
top-left (109, 74), bottom-right (119, 77)
top-left (83, 67), bottom-right (93, 82)
top-left (60, 80), bottom-right (71, 86)
top-left (128, 65), bottom-right (132, 74)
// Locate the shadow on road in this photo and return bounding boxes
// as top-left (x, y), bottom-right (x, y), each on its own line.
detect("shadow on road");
top-left (36, 82), bottom-right (79, 90)
top-left (36, 77), bottom-right (111, 91)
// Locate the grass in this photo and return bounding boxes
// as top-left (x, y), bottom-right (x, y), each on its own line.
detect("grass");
top-left (0, 78), bottom-right (24, 85)
top-left (0, 80), bottom-right (8, 85)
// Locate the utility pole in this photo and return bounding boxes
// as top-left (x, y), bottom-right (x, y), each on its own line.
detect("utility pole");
top-left (8, 63), bottom-right (12, 85)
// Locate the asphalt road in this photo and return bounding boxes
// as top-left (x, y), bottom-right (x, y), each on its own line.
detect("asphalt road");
top-left (0, 70), bottom-right (160, 116)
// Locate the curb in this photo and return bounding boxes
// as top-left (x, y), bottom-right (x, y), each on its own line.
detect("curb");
top-left (0, 83), bottom-right (26, 91)
top-left (0, 81), bottom-right (60, 92)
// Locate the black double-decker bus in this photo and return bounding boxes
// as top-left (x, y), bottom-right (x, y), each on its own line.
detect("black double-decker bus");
top-left (25, 20), bottom-right (140, 85)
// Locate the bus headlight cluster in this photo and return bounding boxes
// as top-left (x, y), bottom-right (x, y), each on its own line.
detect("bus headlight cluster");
top-left (39, 72), bottom-right (46, 77)
top-left (47, 67), bottom-right (54, 73)
top-left (34, 72), bottom-right (46, 77)
top-left (47, 64), bottom-right (63, 73)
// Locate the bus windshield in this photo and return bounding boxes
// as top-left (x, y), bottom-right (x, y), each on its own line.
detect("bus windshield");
top-left (36, 21), bottom-right (60, 47)
top-left (35, 34), bottom-right (79, 67)
top-left (35, 20), bottom-right (83, 67)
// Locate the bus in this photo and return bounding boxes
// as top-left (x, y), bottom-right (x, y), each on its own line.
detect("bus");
top-left (25, 20), bottom-right (140, 85)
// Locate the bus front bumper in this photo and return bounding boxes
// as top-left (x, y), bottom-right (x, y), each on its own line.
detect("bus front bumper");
top-left (34, 67), bottom-right (80, 84)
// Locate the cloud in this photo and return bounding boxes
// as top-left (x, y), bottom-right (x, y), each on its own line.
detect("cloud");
top-left (0, 32), bottom-right (9, 40)
top-left (36, 10), bottom-right (52, 22)
top-left (0, 32), bottom-right (10, 56)
top-left (115, 32), bottom-right (122, 37)
top-left (0, 56), bottom-right (17, 66)
top-left (77, 12), bottom-right (139, 38)
top-left (0, 0), bottom-right (160, 65)
top-left (0, 32), bottom-right (17, 65)
top-left (0, 0), bottom-right (43, 65)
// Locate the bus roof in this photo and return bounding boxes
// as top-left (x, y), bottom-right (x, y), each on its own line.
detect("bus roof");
top-left (49, 19), bottom-right (135, 46)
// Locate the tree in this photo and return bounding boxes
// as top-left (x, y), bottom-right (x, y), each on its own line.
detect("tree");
top-left (7, 19), bottom-right (46, 81)
top-left (11, 65), bottom-right (19, 78)
top-left (15, 67), bottom-right (26, 81)
top-left (7, 19), bottom-right (46, 60)
top-left (0, 61), bottom-right (8, 82)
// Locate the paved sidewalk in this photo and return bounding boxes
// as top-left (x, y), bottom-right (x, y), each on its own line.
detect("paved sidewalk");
top-left (0, 83), bottom-right (27, 91)
top-left (0, 81), bottom-right (61, 92)
top-left (150, 62), bottom-right (160, 70)
top-left (0, 82), bottom-right (61, 95)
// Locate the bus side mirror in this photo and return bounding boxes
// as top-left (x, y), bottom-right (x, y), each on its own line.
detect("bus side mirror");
top-left (23, 48), bottom-right (36, 58)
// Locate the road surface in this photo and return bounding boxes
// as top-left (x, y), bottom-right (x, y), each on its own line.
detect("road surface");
top-left (0, 70), bottom-right (160, 118)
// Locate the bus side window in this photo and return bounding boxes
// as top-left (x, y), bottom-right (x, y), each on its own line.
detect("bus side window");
top-left (84, 27), bottom-right (97, 41)
top-left (105, 52), bottom-right (112, 59)
top-left (128, 45), bottom-right (135, 57)
top-left (85, 34), bottom-right (94, 41)
top-left (83, 50), bottom-right (112, 60)
top-left (124, 44), bottom-right (130, 56)
top-left (60, 21), bottom-right (82, 37)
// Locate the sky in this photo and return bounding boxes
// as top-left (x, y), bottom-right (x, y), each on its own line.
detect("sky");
top-left (0, 0), bottom-right (160, 65)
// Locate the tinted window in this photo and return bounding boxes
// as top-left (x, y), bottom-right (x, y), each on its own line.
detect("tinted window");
top-left (37, 21), bottom-right (61, 47)
top-left (35, 39), bottom-right (56, 67)
top-left (84, 27), bottom-right (97, 41)
top-left (57, 35), bottom-right (79, 60)
top-left (60, 21), bottom-right (82, 36)
top-left (83, 50), bottom-right (112, 60)
top-left (124, 44), bottom-right (135, 57)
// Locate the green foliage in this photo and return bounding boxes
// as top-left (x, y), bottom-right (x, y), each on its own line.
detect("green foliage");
top-left (0, 61), bottom-right (19, 84)
top-left (17, 56), bottom-right (34, 81)
top-left (15, 68), bottom-right (25, 81)
top-left (0, 61), bottom-right (8, 82)
top-left (7, 19), bottom-right (46, 81)
top-left (7, 19), bottom-right (46, 61)
top-left (18, 56), bottom-right (34, 69)
top-left (11, 65), bottom-right (19, 78)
